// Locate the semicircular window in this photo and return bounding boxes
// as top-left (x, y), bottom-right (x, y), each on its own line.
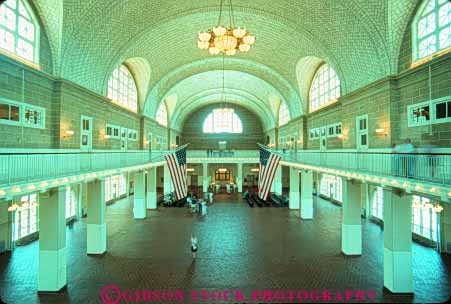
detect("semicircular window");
top-left (203, 108), bottom-right (243, 134)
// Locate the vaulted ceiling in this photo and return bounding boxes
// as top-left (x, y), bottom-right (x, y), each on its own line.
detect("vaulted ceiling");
top-left (33, 0), bottom-right (420, 128)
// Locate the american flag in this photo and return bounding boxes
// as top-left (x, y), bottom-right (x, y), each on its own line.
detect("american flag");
top-left (164, 146), bottom-right (187, 200)
top-left (258, 146), bottom-right (281, 201)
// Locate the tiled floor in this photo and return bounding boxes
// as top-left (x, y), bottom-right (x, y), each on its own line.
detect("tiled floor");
top-left (0, 193), bottom-right (449, 303)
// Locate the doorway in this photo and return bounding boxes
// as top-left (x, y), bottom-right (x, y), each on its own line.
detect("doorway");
top-left (356, 114), bottom-right (369, 150)
top-left (80, 116), bottom-right (93, 151)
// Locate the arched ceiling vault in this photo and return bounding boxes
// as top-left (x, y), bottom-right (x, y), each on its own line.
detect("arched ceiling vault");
top-left (145, 57), bottom-right (301, 118)
top-left (31, 0), bottom-right (422, 119)
top-left (162, 70), bottom-right (280, 131)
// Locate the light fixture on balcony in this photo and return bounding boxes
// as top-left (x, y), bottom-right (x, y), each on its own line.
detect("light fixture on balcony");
top-left (197, 0), bottom-right (255, 56)
top-left (218, 168), bottom-right (228, 173)
top-left (65, 130), bottom-right (75, 136)
top-left (337, 134), bottom-right (344, 139)
top-left (187, 168), bottom-right (195, 172)
top-left (251, 168), bottom-right (259, 172)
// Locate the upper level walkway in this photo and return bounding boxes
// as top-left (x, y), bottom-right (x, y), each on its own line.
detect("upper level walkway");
top-left (0, 148), bottom-right (450, 202)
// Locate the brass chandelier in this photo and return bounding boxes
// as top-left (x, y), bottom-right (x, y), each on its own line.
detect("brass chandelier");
top-left (197, 0), bottom-right (255, 56)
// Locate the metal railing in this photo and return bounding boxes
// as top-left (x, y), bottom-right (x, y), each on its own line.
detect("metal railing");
top-left (187, 150), bottom-right (259, 158)
top-left (0, 150), bottom-right (168, 187)
top-left (276, 150), bottom-right (451, 186)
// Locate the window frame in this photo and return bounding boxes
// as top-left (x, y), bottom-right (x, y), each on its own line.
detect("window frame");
top-left (412, 0), bottom-right (451, 64)
top-left (309, 63), bottom-right (341, 112)
top-left (202, 108), bottom-right (243, 134)
top-left (0, 0), bottom-right (41, 67)
top-left (278, 101), bottom-right (290, 126)
top-left (408, 96), bottom-right (451, 127)
top-left (0, 97), bottom-right (45, 128)
top-left (107, 64), bottom-right (138, 113)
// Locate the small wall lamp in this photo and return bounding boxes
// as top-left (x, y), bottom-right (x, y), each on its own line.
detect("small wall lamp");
top-left (375, 128), bottom-right (387, 136)
top-left (65, 130), bottom-right (74, 136)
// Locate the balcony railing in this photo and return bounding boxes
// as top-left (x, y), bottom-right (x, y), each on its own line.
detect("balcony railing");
top-left (0, 150), bottom-right (168, 187)
top-left (276, 150), bottom-right (451, 186)
top-left (187, 150), bottom-right (259, 158)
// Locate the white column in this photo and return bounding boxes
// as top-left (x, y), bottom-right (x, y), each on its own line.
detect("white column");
top-left (133, 171), bottom-right (146, 219)
top-left (75, 183), bottom-right (83, 219)
top-left (0, 199), bottom-right (10, 252)
top-left (87, 179), bottom-right (107, 255)
top-left (146, 168), bottom-right (157, 209)
top-left (289, 167), bottom-right (299, 209)
top-left (164, 163), bottom-right (173, 195)
top-left (364, 183), bottom-right (371, 218)
top-left (272, 166), bottom-right (282, 195)
top-left (237, 163), bottom-right (243, 193)
top-left (441, 203), bottom-right (451, 253)
top-left (300, 170), bottom-right (313, 219)
top-left (383, 188), bottom-right (413, 293)
top-left (38, 186), bottom-right (66, 292)
top-left (341, 180), bottom-right (362, 255)
top-left (202, 163), bottom-right (209, 193)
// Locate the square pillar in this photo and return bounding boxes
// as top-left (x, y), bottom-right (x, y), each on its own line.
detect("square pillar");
top-left (383, 188), bottom-right (413, 294)
top-left (38, 186), bottom-right (67, 292)
top-left (440, 203), bottom-right (451, 253)
top-left (237, 163), bottom-right (243, 193)
top-left (146, 168), bottom-right (157, 209)
top-left (133, 171), bottom-right (146, 219)
top-left (300, 170), bottom-right (313, 219)
top-left (87, 179), bottom-right (107, 255)
top-left (342, 180), bottom-right (362, 255)
top-left (202, 163), bottom-right (210, 193)
top-left (272, 166), bottom-right (282, 195)
top-left (164, 163), bottom-right (173, 195)
top-left (74, 183), bottom-right (83, 219)
top-left (289, 167), bottom-right (299, 209)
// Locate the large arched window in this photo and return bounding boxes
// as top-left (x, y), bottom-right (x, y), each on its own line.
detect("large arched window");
top-left (278, 101), bottom-right (290, 126)
top-left (107, 65), bottom-right (138, 112)
top-left (203, 108), bottom-right (243, 134)
top-left (0, 0), bottom-right (40, 65)
top-left (309, 64), bottom-right (340, 112)
top-left (413, 0), bottom-right (451, 62)
top-left (156, 102), bottom-right (168, 126)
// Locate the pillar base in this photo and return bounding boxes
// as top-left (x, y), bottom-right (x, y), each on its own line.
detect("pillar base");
top-left (38, 247), bottom-right (67, 292)
top-left (289, 192), bottom-right (299, 209)
top-left (133, 198), bottom-right (146, 219)
top-left (146, 192), bottom-right (157, 209)
top-left (300, 198), bottom-right (313, 219)
top-left (383, 248), bottom-right (413, 293)
top-left (87, 223), bottom-right (107, 254)
top-left (341, 224), bottom-right (362, 255)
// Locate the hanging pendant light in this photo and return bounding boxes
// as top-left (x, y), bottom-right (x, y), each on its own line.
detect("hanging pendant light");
top-left (197, 0), bottom-right (255, 56)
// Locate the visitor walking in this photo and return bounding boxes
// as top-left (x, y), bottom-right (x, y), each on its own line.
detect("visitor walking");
top-left (191, 235), bottom-right (198, 259)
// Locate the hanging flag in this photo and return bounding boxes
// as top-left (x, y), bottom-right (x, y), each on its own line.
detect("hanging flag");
top-left (258, 145), bottom-right (281, 201)
top-left (164, 146), bottom-right (188, 200)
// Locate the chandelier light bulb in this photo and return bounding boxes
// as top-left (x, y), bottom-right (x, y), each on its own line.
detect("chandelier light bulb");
top-left (233, 27), bottom-right (247, 38)
top-left (214, 35), bottom-right (238, 52)
top-left (198, 32), bottom-right (211, 42)
top-left (225, 49), bottom-right (236, 56)
top-left (242, 35), bottom-right (256, 45)
top-left (208, 46), bottom-right (220, 55)
top-left (213, 26), bottom-right (227, 36)
top-left (239, 43), bottom-right (250, 52)
top-left (198, 40), bottom-right (210, 50)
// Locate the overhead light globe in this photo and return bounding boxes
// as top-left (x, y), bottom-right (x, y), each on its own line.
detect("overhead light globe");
top-left (198, 32), bottom-right (212, 42)
top-left (233, 27), bottom-right (247, 38)
top-left (239, 43), bottom-right (250, 52)
top-left (198, 40), bottom-right (210, 50)
top-left (225, 48), bottom-right (236, 56)
top-left (209, 46), bottom-right (220, 55)
top-left (213, 26), bottom-right (227, 36)
top-left (214, 35), bottom-right (237, 52)
top-left (242, 35), bottom-right (255, 45)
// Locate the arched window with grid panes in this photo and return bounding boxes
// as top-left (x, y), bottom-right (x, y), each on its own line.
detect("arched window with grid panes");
top-left (413, 0), bottom-right (451, 62)
top-left (0, 0), bottom-right (40, 65)
top-left (278, 101), bottom-right (290, 126)
top-left (203, 108), bottom-right (243, 134)
top-left (309, 63), bottom-right (340, 112)
top-left (107, 65), bottom-right (138, 112)
top-left (156, 102), bottom-right (168, 126)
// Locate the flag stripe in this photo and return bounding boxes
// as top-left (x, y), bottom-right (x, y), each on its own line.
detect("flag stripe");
top-left (165, 155), bottom-right (182, 199)
top-left (261, 154), bottom-right (278, 200)
top-left (258, 146), bottom-right (281, 201)
top-left (164, 147), bottom-right (188, 201)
